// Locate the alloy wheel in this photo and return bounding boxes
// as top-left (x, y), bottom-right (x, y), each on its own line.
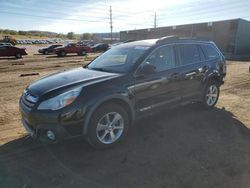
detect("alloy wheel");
top-left (206, 84), bottom-right (218, 106)
top-left (96, 112), bottom-right (124, 144)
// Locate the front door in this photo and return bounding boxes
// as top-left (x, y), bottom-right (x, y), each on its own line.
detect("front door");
top-left (133, 45), bottom-right (182, 115)
top-left (67, 44), bottom-right (75, 53)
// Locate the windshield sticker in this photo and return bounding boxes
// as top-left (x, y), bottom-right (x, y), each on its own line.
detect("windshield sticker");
top-left (134, 46), bottom-right (149, 50)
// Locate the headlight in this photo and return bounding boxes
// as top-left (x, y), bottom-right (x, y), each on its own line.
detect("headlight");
top-left (37, 87), bottom-right (82, 110)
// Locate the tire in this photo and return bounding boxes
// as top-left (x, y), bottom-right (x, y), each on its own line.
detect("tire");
top-left (15, 53), bottom-right (22, 59)
top-left (202, 81), bottom-right (220, 108)
top-left (87, 103), bottom-right (129, 149)
top-left (44, 50), bottom-right (49, 55)
top-left (78, 50), bottom-right (86, 56)
top-left (59, 51), bottom-right (66, 57)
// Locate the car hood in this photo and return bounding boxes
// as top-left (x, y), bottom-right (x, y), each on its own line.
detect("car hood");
top-left (27, 67), bottom-right (121, 97)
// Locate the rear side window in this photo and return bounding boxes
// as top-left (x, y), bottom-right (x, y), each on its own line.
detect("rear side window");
top-left (200, 44), bottom-right (220, 60)
top-left (177, 44), bottom-right (201, 66)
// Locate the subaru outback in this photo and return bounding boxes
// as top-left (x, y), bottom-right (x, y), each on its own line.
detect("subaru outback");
top-left (19, 36), bottom-right (226, 149)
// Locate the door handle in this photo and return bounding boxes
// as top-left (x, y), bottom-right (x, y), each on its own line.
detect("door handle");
top-left (198, 65), bottom-right (209, 73)
top-left (170, 73), bottom-right (179, 80)
top-left (185, 72), bottom-right (197, 77)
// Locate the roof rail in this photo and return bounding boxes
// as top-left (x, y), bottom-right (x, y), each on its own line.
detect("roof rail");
top-left (124, 39), bottom-right (136, 43)
top-left (156, 36), bottom-right (210, 44)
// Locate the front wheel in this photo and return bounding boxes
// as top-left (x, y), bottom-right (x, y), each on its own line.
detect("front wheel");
top-left (87, 103), bottom-right (129, 149)
top-left (202, 81), bottom-right (220, 108)
top-left (15, 53), bottom-right (22, 58)
top-left (58, 51), bottom-right (66, 57)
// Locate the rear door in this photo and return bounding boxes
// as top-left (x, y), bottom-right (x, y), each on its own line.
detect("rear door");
top-left (67, 44), bottom-right (75, 53)
top-left (133, 45), bottom-right (182, 114)
top-left (175, 43), bottom-right (206, 100)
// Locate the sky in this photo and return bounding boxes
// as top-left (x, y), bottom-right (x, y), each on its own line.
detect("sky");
top-left (0, 0), bottom-right (249, 34)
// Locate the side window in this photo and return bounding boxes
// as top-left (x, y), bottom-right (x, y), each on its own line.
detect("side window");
top-left (144, 45), bottom-right (175, 72)
top-left (177, 44), bottom-right (201, 65)
top-left (200, 44), bottom-right (220, 60)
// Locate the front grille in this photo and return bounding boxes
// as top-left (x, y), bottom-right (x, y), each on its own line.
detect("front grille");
top-left (20, 90), bottom-right (38, 111)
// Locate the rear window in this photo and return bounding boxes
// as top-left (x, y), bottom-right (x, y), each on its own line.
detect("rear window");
top-left (177, 44), bottom-right (201, 65)
top-left (200, 44), bottom-right (220, 60)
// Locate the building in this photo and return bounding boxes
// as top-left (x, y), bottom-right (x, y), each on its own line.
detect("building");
top-left (93, 32), bottom-right (120, 43)
top-left (120, 19), bottom-right (250, 55)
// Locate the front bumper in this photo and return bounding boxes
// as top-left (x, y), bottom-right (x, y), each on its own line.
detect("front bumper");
top-left (21, 117), bottom-right (76, 142)
top-left (19, 99), bottom-right (86, 142)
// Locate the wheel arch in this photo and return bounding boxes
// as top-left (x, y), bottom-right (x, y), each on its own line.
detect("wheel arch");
top-left (82, 95), bottom-right (135, 135)
top-left (204, 71), bottom-right (223, 86)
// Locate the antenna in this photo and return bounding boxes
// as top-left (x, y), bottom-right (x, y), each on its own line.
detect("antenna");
top-left (110, 6), bottom-right (113, 44)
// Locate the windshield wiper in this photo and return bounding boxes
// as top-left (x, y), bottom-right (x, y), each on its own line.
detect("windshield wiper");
top-left (88, 67), bottom-right (107, 72)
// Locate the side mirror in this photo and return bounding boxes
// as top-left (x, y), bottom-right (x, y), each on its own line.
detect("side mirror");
top-left (140, 63), bottom-right (156, 74)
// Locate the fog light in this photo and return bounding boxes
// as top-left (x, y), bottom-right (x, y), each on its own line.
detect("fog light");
top-left (46, 130), bottom-right (56, 141)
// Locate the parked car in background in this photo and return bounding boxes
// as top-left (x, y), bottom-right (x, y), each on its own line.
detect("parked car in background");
top-left (91, 43), bottom-right (109, 52)
top-left (0, 45), bottom-right (27, 58)
top-left (53, 43), bottom-right (92, 57)
top-left (38, 44), bottom-right (62, 55)
top-left (0, 36), bottom-right (17, 46)
top-left (19, 36), bottom-right (226, 149)
top-left (0, 42), bottom-right (13, 46)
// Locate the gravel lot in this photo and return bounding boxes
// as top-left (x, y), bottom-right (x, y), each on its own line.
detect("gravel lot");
top-left (0, 45), bottom-right (249, 188)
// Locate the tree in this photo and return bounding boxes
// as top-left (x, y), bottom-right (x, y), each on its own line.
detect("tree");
top-left (81, 33), bottom-right (92, 40)
top-left (9, 30), bottom-right (18, 35)
top-left (67, 32), bottom-right (75, 39)
top-left (18, 30), bottom-right (27, 35)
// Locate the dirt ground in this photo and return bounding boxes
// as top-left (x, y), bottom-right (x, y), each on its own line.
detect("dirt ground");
top-left (0, 45), bottom-right (249, 188)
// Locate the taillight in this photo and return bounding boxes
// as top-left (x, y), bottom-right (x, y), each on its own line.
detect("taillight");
top-left (222, 63), bottom-right (226, 74)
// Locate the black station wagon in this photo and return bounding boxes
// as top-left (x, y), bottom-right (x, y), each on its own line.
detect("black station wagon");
top-left (20, 36), bottom-right (227, 148)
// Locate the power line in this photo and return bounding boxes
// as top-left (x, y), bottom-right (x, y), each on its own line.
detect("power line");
top-left (156, 2), bottom-right (249, 21)
top-left (0, 11), bottom-right (109, 23)
top-left (1, 1), bottom-right (249, 33)
top-left (0, 7), bottom-right (109, 20)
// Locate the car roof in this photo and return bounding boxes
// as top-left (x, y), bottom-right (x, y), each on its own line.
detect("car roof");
top-left (119, 36), bottom-right (213, 48)
top-left (117, 39), bottom-right (158, 48)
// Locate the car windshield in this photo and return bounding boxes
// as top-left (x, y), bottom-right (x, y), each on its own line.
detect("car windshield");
top-left (87, 45), bottom-right (149, 73)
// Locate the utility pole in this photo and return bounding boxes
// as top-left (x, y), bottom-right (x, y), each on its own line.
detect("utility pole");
top-left (110, 6), bottom-right (113, 44)
top-left (154, 12), bottom-right (157, 28)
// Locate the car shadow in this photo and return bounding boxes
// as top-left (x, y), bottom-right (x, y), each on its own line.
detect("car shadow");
top-left (34, 53), bottom-right (55, 56)
top-left (0, 57), bottom-right (19, 60)
top-left (46, 55), bottom-right (85, 59)
top-left (0, 105), bottom-right (250, 188)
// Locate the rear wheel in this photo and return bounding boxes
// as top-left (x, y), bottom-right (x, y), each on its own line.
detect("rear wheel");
top-left (87, 103), bottom-right (129, 149)
top-left (202, 81), bottom-right (220, 108)
top-left (59, 51), bottom-right (66, 57)
top-left (15, 53), bottom-right (22, 58)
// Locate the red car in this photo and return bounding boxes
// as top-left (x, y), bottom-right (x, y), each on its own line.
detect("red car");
top-left (53, 43), bottom-right (92, 57)
top-left (0, 45), bottom-right (27, 58)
